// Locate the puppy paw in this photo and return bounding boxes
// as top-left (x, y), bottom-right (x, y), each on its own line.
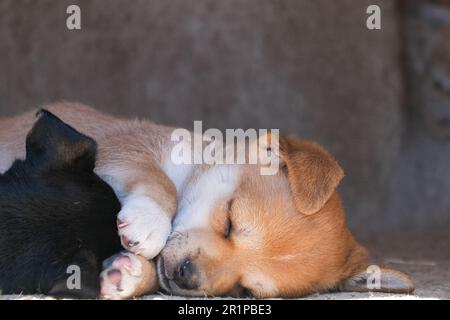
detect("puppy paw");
top-left (100, 252), bottom-right (158, 300)
top-left (117, 195), bottom-right (172, 259)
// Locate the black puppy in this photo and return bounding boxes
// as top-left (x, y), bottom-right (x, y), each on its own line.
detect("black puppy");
top-left (0, 110), bottom-right (121, 298)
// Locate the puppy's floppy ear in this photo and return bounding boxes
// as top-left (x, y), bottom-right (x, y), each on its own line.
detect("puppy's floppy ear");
top-left (278, 135), bottom-right (344, 215)
top-left (26, 109), bottom-right (97, 172)
top-left (340, 267), bottom-right (415, 294)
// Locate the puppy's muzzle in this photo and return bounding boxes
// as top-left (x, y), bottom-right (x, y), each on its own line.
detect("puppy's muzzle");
top-left (158, 256), bottom-right (200, 292)
top-left (172, 259), bottom-right (199, 290)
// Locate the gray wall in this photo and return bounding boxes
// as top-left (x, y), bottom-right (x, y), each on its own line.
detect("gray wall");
top-left (0, 0), bottom-right (449, 237)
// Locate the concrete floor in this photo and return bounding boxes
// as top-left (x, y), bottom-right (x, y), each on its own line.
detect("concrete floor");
top-left (355, 229), bottom-right (450, 300)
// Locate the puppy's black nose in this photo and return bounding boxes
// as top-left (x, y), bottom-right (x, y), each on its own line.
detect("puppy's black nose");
top-left (173, 259), bottom-right (199, 290)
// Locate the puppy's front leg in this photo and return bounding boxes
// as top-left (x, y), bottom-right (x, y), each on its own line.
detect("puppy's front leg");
top-left (97, 157), bottom-right (177, 260)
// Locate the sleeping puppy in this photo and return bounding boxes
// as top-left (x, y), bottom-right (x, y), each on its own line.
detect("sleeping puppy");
top-left (1, 103), bottom-right (414, 299)
top-left (0, 111), bottom-right (129, 298)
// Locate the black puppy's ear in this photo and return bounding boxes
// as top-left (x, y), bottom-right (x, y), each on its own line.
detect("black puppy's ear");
top-left (26, 110), bottom-right (97, 172)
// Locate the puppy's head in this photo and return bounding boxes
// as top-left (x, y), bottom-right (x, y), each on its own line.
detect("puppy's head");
top-left (0, 110), bottom-right (121, 297)
top-left (158, 135), bottom-right (414, 298)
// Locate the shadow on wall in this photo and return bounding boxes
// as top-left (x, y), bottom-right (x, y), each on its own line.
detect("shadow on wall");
top-left (0, 0), bottom-right (449, 236)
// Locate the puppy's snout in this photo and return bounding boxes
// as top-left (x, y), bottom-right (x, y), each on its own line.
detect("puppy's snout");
top-left (173, 259), bottom-right (199, 290)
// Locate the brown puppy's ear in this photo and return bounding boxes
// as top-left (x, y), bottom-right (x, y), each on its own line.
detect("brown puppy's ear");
top-left (278, 135), bottom-right (344, 215)
top-left (340, 267), bottom-right (415, 294)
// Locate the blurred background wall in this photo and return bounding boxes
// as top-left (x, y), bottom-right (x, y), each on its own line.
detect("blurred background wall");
top-left (0, 0), bottom-right (449, 239)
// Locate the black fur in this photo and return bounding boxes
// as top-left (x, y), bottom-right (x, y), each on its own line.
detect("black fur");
top-left (0, 110), bottom-right (121, 298)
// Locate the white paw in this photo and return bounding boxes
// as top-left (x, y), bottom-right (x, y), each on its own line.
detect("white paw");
top-left (117, 195), bottom-right (171, 259)
top-left (100, 252), bottom-right (145, 300)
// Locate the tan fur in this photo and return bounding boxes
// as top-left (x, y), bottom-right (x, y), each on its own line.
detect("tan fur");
top-left (0, 102), bottom-right (414, 298)
top-left (159, 135), bottom-right (414, 297)
top-left (161, 163), bottom-right (369, 297)
top-left (131, 256), bottom-right (159, 297)
top-left (279, 135), bottom-right (344, 215)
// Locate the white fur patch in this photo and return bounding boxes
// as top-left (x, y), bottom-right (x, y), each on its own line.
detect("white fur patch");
top-left (118, 191), bottom-right (172, 259)
top-left (173, 164), bottom-right (241, 232)
top-left (272, 254), bottom-right (299, 261)
top-left (244, 273), bottom-right (278, 297)
top-left (162, 149), bottom-right (194, 194)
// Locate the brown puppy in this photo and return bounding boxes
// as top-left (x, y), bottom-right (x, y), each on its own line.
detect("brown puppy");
top-left (0, 102), bottom-right (414, 298)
